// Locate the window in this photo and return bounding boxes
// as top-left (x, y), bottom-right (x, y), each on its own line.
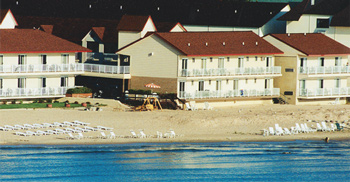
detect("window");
top-left (238, 57), bottom-right (244, 68)
top-left (18, 78), bottom-right (26, 88)
top-left (319, 57), bottom-right (325, 67)
top-left (179, 82), bottom-right (185, 92)
top-left (245, 79), bottom-right (248, 84)
top-left (226, 79), bottom-right (229, 84)
top-left (254, 78), bottom-right (257, 83)
top-left (0, 55), bottom-right (3, 65)
top-left (255, 56), bottom-right (258, 61)
top-left (216, 80), bottom-right (222, 91)
top-left (285, 68), bottom-right (294, 72)
top-left (192, 58), bottom-right (195, 63)
top-left (319, 79), bottom-right (324, 89)
top-left (218, 58), bottom-right (224, 69)
top-left (61, 54), bottom-right (69, 64)
top-left (0, 78), bottom-right (2, 89)
top-left (284, 91), bottom-right (293, 95)
top-left (40, 55), bottom-right (47, 64)
top-left (246, 56), bottom-right (249, 61)
top-left (233, 80), bottom-right (239, 90)
top-left (335, 57), bottom-right (342, 66)
top-left (201, 58), bottom-right (207, 69)
top-left (191, 80), bottom-right (194, 85)
top-left (335, 79), bottom-right (340, 88)
top-left (182, 58), bottom-right (188, 70)
top-left (210, 57), bottom-right (213, 62)
top-left (209, 80), bottom-right (211, 85)
top-left (198, 81), bottom-right (204, 91)
top-left (61, 77), bottom-right (68, 87)
top-left (266, 57), bottom-right (273, 67)
top-left (41, 77), bottom-right (46, 88)
top-left (18, 55), bottom-right (26, 65)
top-left (317, 18), bottom-right (330, 28)
top-left (227, 57), bottom-right (230, 62)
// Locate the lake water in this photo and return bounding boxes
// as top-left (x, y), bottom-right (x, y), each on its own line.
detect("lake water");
top-left (1, 141), bottom-right (350, 181)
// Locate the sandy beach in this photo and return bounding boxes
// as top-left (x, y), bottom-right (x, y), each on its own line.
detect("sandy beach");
top-left (1, 104), bottom-right (350, 145)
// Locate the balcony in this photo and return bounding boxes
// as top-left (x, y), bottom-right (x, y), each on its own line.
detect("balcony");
top-left (180, 67), bottom-right (281, 77)
top-left (299, 66), bottom-right (350, 75)
top-left (299, 88), bottom-right (350, 98)
top-left (87, 52), bottom-right (118, 61)
top-left (178, 88), bottom-right (280, 99)
top-left (0, 87), bottom-right (72, 99)
top-left (82, 64), bottom-right (131, 79)
top-left (0, 64), bottom-right (84, 76)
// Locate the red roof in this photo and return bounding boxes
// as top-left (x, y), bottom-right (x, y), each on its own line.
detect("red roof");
top-left (267, 33), bottom-right (350, 56)
top-left (117, 15), bottom-right (154, 31)
top-left (152, 32), bottom-right (283, 56)
top-left (0, 29), bottom-right (91, 53)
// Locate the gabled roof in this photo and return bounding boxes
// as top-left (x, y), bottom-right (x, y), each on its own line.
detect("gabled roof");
top-left (155, 22), bottom-right (186, 32)
top-left (278, 0), bottom-right (350, 23)
top-left (330, 5), bottom-right (350, 27)
top-left (15, 16), bottom-right (119, 43)
top-left (117, 15), bottom-right (154, 31)
top-left (0, 29), bottom-right (91, 53)
top-left (267, 33), bottom-right (350, 56)
top-left (119, 32), bottom-right (283, 56)
top-left (90, 27), bottom-right (119, 43)
top-left (0, 9), bottom-right (18, 26)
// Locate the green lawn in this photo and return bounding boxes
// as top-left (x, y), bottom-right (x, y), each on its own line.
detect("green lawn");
top-left (0, 102), bottom-right (83, 109)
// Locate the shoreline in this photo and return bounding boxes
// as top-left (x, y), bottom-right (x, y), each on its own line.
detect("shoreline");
top-left (1, 104), bottom-right (350, 145)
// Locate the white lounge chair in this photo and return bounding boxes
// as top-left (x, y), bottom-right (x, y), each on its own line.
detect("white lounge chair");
top-left (46, 130), bottom-right (58, 135)
top-left (139, 130), bottom-right (147, 138)
top-left (75, 127), bottom-right (89, 132)
top-left (185, 103), bottom-right (193, 111)
top-left (42, 123), bottom-right (54, 128)
top-left (316, 123), bottom-right (324, 131)
top-left (295, 123), bottom-right (302, 133)
top-left (130, 130), bottom-right (138, 138)
top-left (64, 128), bottom-right (74, 133)
top-left (13, 125), bottom-right (24, 130)
top-left (268, 127), bottom-right (275, 135)
top-left (54, 129), bottom-right (66, 134)
top-left (330, 98), bottom-right (340, 105)
top-left (35, 130), bottom-right (48, 135)
top-left (0, 127), bottom-right (9, 131)
top-left (63, 121), bottom-right (76, 127)
top-left (84, 126), bottom-right (97, 131)
top-left (330, 123), bottom-right (336, 132)
top-left (157, 131), bottom-right (163, 138)
top-left (290, 127), bottom-right (298, 134)
top-left (321, 122), bottom-right (331, 132)
top-left (108, 131), bottom-right (117, 139)
top-left (23, 124), bottom-right (33, 129)
top-left (53, 122), bottom-right (64, 127)
top-left (97, 126), bottom-right (113, 131)
top-left (99, 131), bottom-right (107, 139)
top-left (284, 128), bottom-right (292, 135)
top-left (304, 123), bottom-right (316, 133)
top-left (73, 120), bottom-right (90, 126)
top-left (203, 102), bottom-right (213, 110)
top-left (4, 125), bottom-right (15, 130)
top-left (66, 133), bottom-right (76, 140)
top-left (169, 129), bottom-right (176, 138)
top-left (25, 131), bottom-right (38, 136)
top-left (275, 127), bottom-right (284, 136)
top-left (262, 129), bottom-right (269, 136)
top-left (33, 124), bottom-right (43, 129)
top-left (15, 132), bottom-right (27, 136)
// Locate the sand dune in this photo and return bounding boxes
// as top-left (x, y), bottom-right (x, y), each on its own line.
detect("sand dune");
top-left (0, 104), bottom-right (350, 145)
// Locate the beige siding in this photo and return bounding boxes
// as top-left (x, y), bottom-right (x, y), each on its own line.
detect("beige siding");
top-left (118, 31), bottom-right (141, 49)
top-left (118, 35), bottom-right (181, 78)
top-left (287, 15), bottom-right (331, 34)
top-left (264, 36), bottom-right (305, 56)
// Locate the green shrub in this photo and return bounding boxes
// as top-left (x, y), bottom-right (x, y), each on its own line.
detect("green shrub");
top-left (38, 99), bottom-right (45, 103)
top-left (128, 89), bottom-right (152, 95)
top-left (86, 101), bottom-right (91, 105)
top-left (2, 100), bottom-right (7, 105)
top-left (11, 100), bottom-right (16, 104)
top-left (66, 87), bottom-right (92, 94)
top-left (74, 101), bottom-right (79, 104)
top-left (33, 99), bottom-right (38, 103)
top-left (19, 100), bottom-right (23, 104)
top-left (46, 98), bottom-right (53, 103)
top-left (53, 100), bottom-right (59, 103)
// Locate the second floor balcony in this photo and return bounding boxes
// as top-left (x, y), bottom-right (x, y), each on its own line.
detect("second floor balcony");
top-left (299, 87), bottom-right (350, 98)
top-left (178, 88), bottom-right (280, 99)
top-left (180, 67), bottom-right (281, 77)
top-left (299, 66), bottom-right (350, 75)
top-left (0, 64), bottom-right (84, 75)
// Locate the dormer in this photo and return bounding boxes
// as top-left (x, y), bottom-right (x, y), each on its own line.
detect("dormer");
top-left (0, 9), bottom-right (18, 29)
top-left (117, 15), bottom-right (157, 38)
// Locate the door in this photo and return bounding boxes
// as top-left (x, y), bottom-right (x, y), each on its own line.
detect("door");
top-left (61, 77), bottom-right (68, 87)
top-left (238, 57), bottom-right (244, 74)
top-left (233, 80), bottom-right (239, 90)
top-left (201, 58), bottom-right (207, 69)
top-left (0, 55), bottom-right (3, 72)
top-left (181, 59), bottom-right (188, 76)
top-left (41, 55), bottom-right (47, 71)
top-left (179, 81), bottom-right (185, 98)
top-left (218, 58), bottom-right (224, 69)
top-left (265, 79), bottom-right (271, 89)
top-left (318, 57), bottom-right (325, 67)
top-left (300, 58), bottom-right (307, 73)
top-left (198, 80), bottom-right (204, 91)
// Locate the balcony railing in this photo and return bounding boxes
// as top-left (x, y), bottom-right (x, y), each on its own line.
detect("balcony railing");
top-left (0, 63), bottom-right (130, 75)
top-left (83, 64), bottom-right (130, 74)
top-left (178, 88), bottom-right (280, 99)
top-left (299, 66), bottom-right (350, 75)
top-left (299, 88), bottom-right (350, 97)
top-left (87, 52), bottom-right (118, 61)
top-left (0, 64), bottom-right (84, 74)
top-left (180, 67), bottom-right (281, 77)
top-left (0, 87), bottom-right (71, 98)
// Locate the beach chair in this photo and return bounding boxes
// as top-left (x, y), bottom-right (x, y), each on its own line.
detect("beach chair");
top-left (335, 123), bottom-right (344, 131)
top-left (295, 123), bottom-right (302, 133)
top-left (316, 123), bottom-right (324, 131)
top-left (330, 124), bottom-right (336, 132)
top-left (4, 125), bottom-right (15, 130)
top-left (52, 122), bottom-right (64, 127)
top-left (330, 98), bottom-right (340, 105)
top-left (268, 127), bottom-right (275, 135)
top-left (0, 126), bottom-right (9, 131)
top-left (84, 126), bottom-right (97, 131)
top-left (304, 123), bottom-right (316, 133)
top-left (35, 130), bottom-right (48, 135)
top-left (157, 131), bottom-right (163, 138)
top-left (42, 123), bottom-right (54, 128)
top-left (66, 133), bottom-right (76, 140)
top-left (290, 127), bottom-right (298, 134)
top-left (77, 133), bottom-right (84, 139)
top-left (108, 131), bottom-right (117, 139)
top-left (321, 122), bottom-right (331, 132)
top-left (169, 129), bottom-right (176, 138)
top-left (54, 129), bottom-right (66, 134)
top-left (275, 127), bottom-right (284, 136)
top-left (185, 103), bottom-right (193, 111)
top-left (25, 131), bottom-right (38, 136)
top-left (13, 125), bottom-right (23, 130)
top-left (33, 124), bottom-right (43, 129)
top-left (139, 130), bottom-right (147, 138)
top-left (63, 121), bottom-right (75, 127)
top-left (75, 127), bottom-right (89, 132)
top-left (23, 124), bottom-right (33, 129)
top-left (283, 128), bottom-right (292, 135)
top-left (15, 132), bottom-right (27, 136)
top-left (73, 120), bottom-right (90, 126)
top-left (203, 102), bottom-right (213, 110)
top-left (100, 131), bottom-right (107, 139)
top-left (46, 130), bottom-right (58, 135)
top-left (97, 126), bottom-right (113, 131)
top-left (130, 130), bottom-right (138, 138)
top-left (300, 124), bottom-right (308, 133)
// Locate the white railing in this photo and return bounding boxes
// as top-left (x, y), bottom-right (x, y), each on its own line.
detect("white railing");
top-left (0, 63), bottom-right (130, 75)
top-left (0, 87), bottom-right (71, 98)
top-left (83, 64), bottom-right (130, 74)
top-left (0, 64), bottom-right (84, 73)
top-left (299, 87), bottom-right (350, 97)
top-left (178, 88), bottom-right (280, 99)
top-left (180, 67), bottom-right (281, 77)
top-left (86, 52), bottom-right (118, 61)
top-left (299, 66), bottom-right (350, 75)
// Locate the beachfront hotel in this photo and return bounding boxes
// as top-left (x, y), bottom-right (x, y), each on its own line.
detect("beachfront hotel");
top-left (117, 31), bottom-right (284, 106)
top-left (264, 33), bottom-right (350, 105)
top-left (0, 28), bottom-right (91, 100)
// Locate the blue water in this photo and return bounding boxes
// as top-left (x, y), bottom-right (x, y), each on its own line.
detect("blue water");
top-left (1, 141), bottom-right (350, 181)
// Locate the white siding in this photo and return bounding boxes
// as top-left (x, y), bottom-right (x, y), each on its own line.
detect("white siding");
top-left (0, 11), bottom-right (17, 29)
